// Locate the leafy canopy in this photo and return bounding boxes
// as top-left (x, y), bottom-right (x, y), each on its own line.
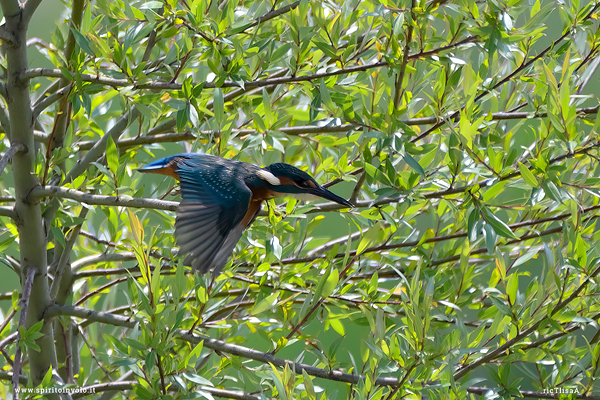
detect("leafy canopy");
top-left (1, 0), bottom-right (600, 399)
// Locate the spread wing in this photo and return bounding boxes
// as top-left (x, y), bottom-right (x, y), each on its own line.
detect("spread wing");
top-left (174, 157), bottom-right (256, 275)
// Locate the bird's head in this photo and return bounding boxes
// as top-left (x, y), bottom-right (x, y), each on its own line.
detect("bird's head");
top-left (259, 163), bottom-right (353, 208)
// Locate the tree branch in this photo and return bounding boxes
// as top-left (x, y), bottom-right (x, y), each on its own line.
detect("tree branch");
top-left (411, 2), bottom-right (600, 143)
top-left (138, 69), bottom-right (287, 139)
top-left (72, 106), bottom-right (598, 151)
top-left (177, 330), bottom-right (401, 386)
top-left (233, 0), bottom-right (301, 35)
top-left (71, 252), bottom-right (138, 271)
top-left (393, 0), bottom-right (416, 109)
top-left (30, 185), bottom-right (355, 214)
top-left (22, 0), bottom-right (43, 24)
top-left (76, 124), bottom-right (357, 151)
top-left (48, 304), bottom-right (401, 386)
top-left (40, 107), bottom-right (142, 224)
top-left (0, 143), bottom-right (25, 177)
top-left (0, 2), bottom-right (19, 20)
top-left (95, 370), bottom-right (134, 400)
top-left (20, 37), bottom-right (477, 90)
top-left (50, 208), bottom-right (88, 299)
top-left (4, 1), bottom-right (58, 386)
top-left (31, 85), bottom-right (71, 118)
top-left (13, 268), bottom-right (36, 400)
top-left (0, 26), bottom-right (16, 47)
top-left (46, 304), bottom-right (137, 328)
top-left (0, 370), bottom-right (28, 385)
top-left (0, 98), bottom-right (11, 138)
top-left (454, 263), bottom-right (600, 379)
top-left (32, 186), bottom-right (179, 211)
top-left (0, 206), bottom-right (16, 219)
top-left (72, 380), bottom-right (268, 400)
top-left (68, 204), bottom-right (597, 280)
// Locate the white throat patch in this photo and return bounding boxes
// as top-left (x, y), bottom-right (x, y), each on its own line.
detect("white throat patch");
top-left (257, 170), bottom-right (281, 185)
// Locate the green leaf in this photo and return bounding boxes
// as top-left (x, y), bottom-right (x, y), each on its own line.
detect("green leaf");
top-left (302, 370), bottom-right (316, 399)
top-left (313, 263), bottom-right (332, 301)
top-left (26, 320), bottom-right (44, 337)
top-left (357, 223), bottom-right (381, 255)
top-left (214, 88), bottom-right (224, 125)
top-left (250, 293), bottom-right (278, 315)
top-left (182, 372), bottom-right (214, 386)
top-left (507, 273), bottom-right (518, 304)
top-left (176, 106), bottom-right (189, 131)
top-left (322, 268), bottom-right (339, 298)
top-left (319, 78), bottom-right (334, 110)
top-left (41, 366), bottom-right (53, 386)
top-left (403, 153), bottom-right (425, 177)
top-left (70, 28), bottom-right (95, 56)
top-left (482, 208), bottom-right (519, 240)
top-left (518, 162), bottom-right (538, 187)
top-left (514, 249), bottom-right (540, 267)
top-left (106, 135), bottom-right (119, 177)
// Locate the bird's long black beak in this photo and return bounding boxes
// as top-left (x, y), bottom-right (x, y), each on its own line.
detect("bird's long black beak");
top-left (311, 186), bottom-right (354, 208)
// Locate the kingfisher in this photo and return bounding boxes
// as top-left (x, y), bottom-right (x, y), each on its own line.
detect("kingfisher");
top-left (139, 153), bottom-right (353, 275)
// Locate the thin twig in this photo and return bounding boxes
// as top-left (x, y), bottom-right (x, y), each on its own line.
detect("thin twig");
top-left (0, 308), bottom-right (16, 336)
top-left (75, 278), bottom-right (128, 306)
top-left (233, 0), bottom-right (301, 35)
top-left (75, 324), bottom-right (112, 379)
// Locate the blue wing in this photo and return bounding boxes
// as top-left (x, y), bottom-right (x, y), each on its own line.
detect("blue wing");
top-left (174, 155), bottom-right (256, 275)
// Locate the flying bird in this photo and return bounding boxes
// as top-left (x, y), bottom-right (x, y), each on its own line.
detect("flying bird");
top-left (139, 153), bottom-right (353, 275)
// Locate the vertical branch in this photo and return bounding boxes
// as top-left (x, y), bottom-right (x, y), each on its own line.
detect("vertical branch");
top-left (51, 207), bottom-right (88, 382)
top-left (0, 1), bottom-right (20, 19)
top-left (12, 268), bottom-right (36, 400)
top-left (1, 0), bottom-right (58, 387)
top-left (393, 0), bottom-right (416, 109)
top-left (47, 0), bottom-right (85, 153)
top-left (349, 172), bottom-right (366, 204)
top-left (50, 207), bottom-right (88, 299)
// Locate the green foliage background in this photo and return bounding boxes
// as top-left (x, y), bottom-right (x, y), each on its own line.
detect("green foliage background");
top-left (1, 0), bottom-right (600, 399)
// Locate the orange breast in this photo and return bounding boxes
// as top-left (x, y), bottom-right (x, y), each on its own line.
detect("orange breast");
top-left (251, 186), bottom-right (280, 201)
top-left (241, 200), bottom-right (263, 227)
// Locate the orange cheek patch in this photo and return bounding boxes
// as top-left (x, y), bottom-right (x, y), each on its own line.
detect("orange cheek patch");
top-left (278, 176), bottom-right (294, 186)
